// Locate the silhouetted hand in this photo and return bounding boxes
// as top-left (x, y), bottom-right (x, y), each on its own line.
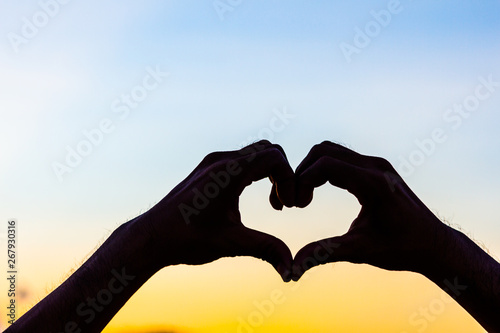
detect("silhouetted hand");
top-left (144, 140), bottom-right (295, 281)
top-left (7, 140), bottom-right (296, 333)
top-left (292, 141), bottom-right (446, 278)
top-left (290, 141), bottom-right (500, 332)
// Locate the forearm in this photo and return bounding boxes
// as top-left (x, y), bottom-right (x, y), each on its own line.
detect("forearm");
top-left (423, 224), bottom-right (500, 332)
top-left (7, 216), bottom-right (158, 333)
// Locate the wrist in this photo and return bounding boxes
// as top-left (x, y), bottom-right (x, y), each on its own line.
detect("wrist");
top-left (401, 214), bottom-right (453, 278)
top-left (422, 224), bottom-right (492, 282)
top-left (417, 221), bottom-right (471, 282)
top-left (419, 224), bottom-right (500, 331)
top-left (115, 214), bottom-right (162, 276)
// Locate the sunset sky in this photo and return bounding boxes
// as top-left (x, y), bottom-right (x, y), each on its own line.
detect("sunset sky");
top-left (1, 1), bottom-right (499, 332)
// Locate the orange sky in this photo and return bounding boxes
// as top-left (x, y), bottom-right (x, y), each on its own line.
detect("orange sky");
top-left (100, 260), bottom-right (483, 333)
top-left (1, 187), bottom-right (489, 332)
top-left (3, 252), bottom-right (484, 332)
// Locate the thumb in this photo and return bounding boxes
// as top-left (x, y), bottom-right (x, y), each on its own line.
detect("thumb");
top-left (292, 233), bottom-right (360, 281)
top-left (228, 227), bottom-right (293, 282)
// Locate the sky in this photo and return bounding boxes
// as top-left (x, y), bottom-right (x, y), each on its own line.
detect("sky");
top-left (0, 0), bottom-right (499, 332)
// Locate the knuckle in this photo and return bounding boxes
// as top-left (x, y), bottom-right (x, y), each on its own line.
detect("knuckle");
top-left (269, 143), bottom-right (285, 153)
top-left (370, 156), bottom-right (394, 171)
top-left (200, 151), bottom-right (229, 167)
top-left (256, 139), bottom-right (272, 146)
top-left (310, 143), bottom-right (325, 155)
top-left (259, 146), bottom-right (287, 165)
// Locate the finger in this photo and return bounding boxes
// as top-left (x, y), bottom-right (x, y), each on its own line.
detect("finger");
top-left (238, 139), bottom-right (273, 154)
top-left (296, 141), bottom-right (397, 177)
top-left (296, 141), bottom-right (362, 176)
top-left (236, 143), bottom-right (296, 208)
top-left (294, 179), bottom-right (314, 208)
top-left (270, 178), bottom-right (297, 209)
top-left (292, 234), bottom-right (360, 281)
top-left (267, 143), bottom-right (292, 210)
top-left (227, 226), bottom-right (293, 282)
top-left (298, 156), bottom-right (372, 204)
top-left (295, 142), bottom-right (365, 207)
top-left (269, 183), bottom-right (284, 211)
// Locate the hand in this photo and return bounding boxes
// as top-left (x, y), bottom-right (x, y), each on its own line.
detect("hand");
top-left (142, 140), bottom-right (296, 281)
top-left (291, 141), bottom-right (448, 280)
top-left (8, 140), bottom-right (297, 333)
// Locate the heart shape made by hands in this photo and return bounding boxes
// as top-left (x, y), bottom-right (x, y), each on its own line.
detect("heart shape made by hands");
top-left (157, 140), bottom-right (439, 284)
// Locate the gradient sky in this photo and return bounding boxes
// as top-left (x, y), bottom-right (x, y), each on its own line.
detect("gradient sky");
top-left (1, 1), bottom-right (499, 332)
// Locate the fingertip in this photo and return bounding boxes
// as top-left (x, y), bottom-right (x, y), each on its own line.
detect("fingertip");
top-left (291, 264), bottom-right (304, 281)
top-left (242, 228), bottom-right (293, 282)
top-left (279, 266), bottom-right (292, 283)
top-left (295, 183), bottom-right (314, 208)
top-left (276, 256), bottom-right (293, 282)
top-left (269, 185), bottom-right (284, 211)
top-left (276, 178), bottom-right (295, 208)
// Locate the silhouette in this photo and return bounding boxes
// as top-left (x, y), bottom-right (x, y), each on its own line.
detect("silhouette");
top-left (5, 140), bottom-right (500, 332)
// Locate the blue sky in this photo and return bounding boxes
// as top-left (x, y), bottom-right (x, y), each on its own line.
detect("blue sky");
top-left (1, 0), bottom-right (500, 246)
top-left (0, 1), bottom-right (499, 330)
